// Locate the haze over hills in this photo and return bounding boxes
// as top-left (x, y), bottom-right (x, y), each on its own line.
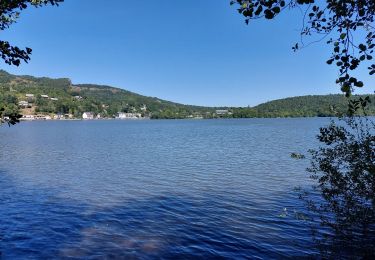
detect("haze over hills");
top-left (0, 70), bottom-right (374, 119)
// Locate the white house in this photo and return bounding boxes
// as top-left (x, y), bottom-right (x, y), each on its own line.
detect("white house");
top-left (82, 112), bottom-right (94, 120)
top-left (50, 98), bottom-right (59, 101)
top-left (54, 114), bottom-right (64, 120)
top-left (140, 104), bottom-right (147, 111)
top-left (25, 94), bottom-right (34, 98)
top-left (116, 112), bottom-right (142, 119)
top-left (34, 115), bottom-right (52, 120)
top-left (215, 110), bottom-right (229, 115)
top-left (41, 94), bottom-right (49, 98)
top-left (20, 115), bottom-right (35, 121)
top-left (18, 101), bottom-right (29, 107)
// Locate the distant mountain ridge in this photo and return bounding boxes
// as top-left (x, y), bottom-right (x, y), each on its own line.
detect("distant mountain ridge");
top-left (0, 70), bottom-right (374, 119)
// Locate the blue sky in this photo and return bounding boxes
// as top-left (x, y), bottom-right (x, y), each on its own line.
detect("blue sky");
top-left (1, 0), bottom-right (373, 107)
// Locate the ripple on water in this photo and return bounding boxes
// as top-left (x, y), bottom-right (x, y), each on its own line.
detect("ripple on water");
top-left (0, 119), bottom-right (326, 258)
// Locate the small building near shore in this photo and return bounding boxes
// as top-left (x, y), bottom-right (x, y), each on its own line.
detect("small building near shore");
top-left (20, 115), bottom-right (35, 121)
top-left (82, 112), bottom-right (94, 120)
top-left (116, 112), bottom-right (142, 119)
top-left (34, 115), bottom-right (52, 120)
top-left (215, 110), bottom-right (229, 115)
top-left (64, 114), bottom-right (73, 119)
top-left (18, 100), bottom-right (29, 108)
top-left (54, 114), bottom-right (64, 120)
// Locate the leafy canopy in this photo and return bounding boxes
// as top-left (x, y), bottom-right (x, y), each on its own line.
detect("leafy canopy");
top-left (0, 0), bottom-right (63, 66)
top-left (231, 0), bottom-right (375, 97)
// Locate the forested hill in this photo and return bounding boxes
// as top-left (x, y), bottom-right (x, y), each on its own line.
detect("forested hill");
top-left (0, 70), bottom-right (217, 119)
top-left (231, 94), bottom-right (375, 118)
top-left (0, 70), bottom-right (374, 119)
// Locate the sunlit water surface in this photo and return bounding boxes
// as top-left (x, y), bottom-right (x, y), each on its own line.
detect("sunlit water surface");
top-left (0, 119), bottom-right (328, 259)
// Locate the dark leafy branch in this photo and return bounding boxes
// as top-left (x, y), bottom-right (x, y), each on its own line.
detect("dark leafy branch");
top-left (0, 107), bottom-right (21, 126)
top-left (0, 0), bottom-right (63, 66)
top-left (231, 0), bottom-right (375, 98)
top-left (303, 115), bottom-right (375, 258)
top-left (0, 41), bottom-right (32, 66)
top-left (0, 1), bottom-right (63, 126)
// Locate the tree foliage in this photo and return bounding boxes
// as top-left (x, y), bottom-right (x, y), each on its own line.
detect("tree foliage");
top-left (302, 115), bottom-right (375, 258)
top-left (231, 0), bottom-right (375, 97)
top-left (0, 1), bottom-right (63, 125)
top-left (0, 0), bottom-right (63, 66)
top-left (0, 107), bottom-right (21, 126)
top-left (231, 94), bottom-right (375, 118)
top-left (233, 2), bottom-right (375, 255)
top-left (3, 70), bottom-right (375, 119)
top-left (0, 70), bottom-right (219, 119)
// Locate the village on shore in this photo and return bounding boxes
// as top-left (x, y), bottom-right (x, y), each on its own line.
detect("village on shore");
top-left (16, 93), bottom-right (231, 121)
top-left (16, 93), bottom-right (150, 121)
top-left (19, 111), bottom-right (151, 121)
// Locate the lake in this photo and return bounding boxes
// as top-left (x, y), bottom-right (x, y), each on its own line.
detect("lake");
top-left (0, 118), bottom-right (328, 259)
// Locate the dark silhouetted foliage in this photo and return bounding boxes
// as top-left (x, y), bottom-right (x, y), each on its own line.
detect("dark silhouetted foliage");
top-left (232, 0), bottom-right (374, 98)
top-left (0, 107), bottom-right (21, 126)
top-left (234, 3), bottom-right (375, 255)
top-left (0, 0), bottom-right (63, 66)
top-left (302, 116), bottom-right (375, 258)
top-left (0, 1), bottom-right (63, 126)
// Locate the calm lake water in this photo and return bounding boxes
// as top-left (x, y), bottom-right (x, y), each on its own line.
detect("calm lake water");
top-left (0, 118), bottom-right (329, 259)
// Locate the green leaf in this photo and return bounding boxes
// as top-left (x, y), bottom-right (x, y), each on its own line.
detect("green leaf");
top-left (359, 44), bottom-right (367, 51)
top-left (355, 81), bottom-right (364, 87)
top-left (264, 9), bottom-right (274, 19)
top-left (272, 6), bottom-right (281, 13)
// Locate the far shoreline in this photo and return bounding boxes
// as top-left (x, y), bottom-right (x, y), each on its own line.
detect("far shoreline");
top-left (17, 116), bottom-right (340, 122)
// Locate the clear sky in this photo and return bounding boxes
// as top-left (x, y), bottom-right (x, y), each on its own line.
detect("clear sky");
top-left (1, 0), bottom-right (373, 107)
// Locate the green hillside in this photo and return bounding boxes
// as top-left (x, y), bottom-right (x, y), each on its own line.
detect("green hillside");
top-left (231, 94), bottom-right (375, 118)
top-left (0, 70), bottom-right (216, 119)
top-left (0, 70), bottom-right (374, 119)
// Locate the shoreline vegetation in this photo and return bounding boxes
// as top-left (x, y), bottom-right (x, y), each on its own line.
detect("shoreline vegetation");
top-left (1, 70), bottom-right (374, 120)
